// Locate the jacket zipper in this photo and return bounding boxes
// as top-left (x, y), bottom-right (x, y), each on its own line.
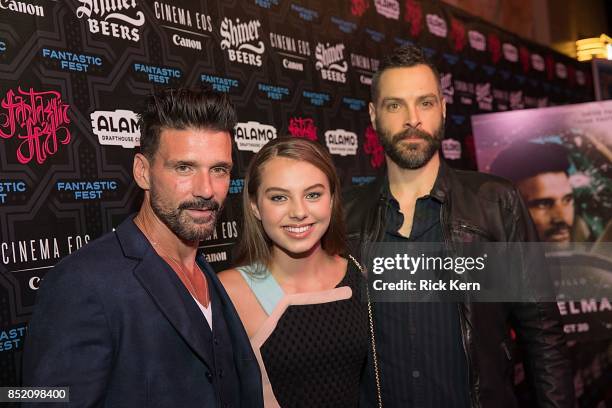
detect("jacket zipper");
top-left (441, 203), bottom-right (479, 408)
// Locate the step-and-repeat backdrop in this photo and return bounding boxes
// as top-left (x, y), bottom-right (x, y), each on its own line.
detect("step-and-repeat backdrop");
top-left (0, 0), bottom-right (595, 398)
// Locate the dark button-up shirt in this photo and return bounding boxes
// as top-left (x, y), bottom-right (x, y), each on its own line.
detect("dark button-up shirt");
top-left (371, 183), bottom-right (470, 408)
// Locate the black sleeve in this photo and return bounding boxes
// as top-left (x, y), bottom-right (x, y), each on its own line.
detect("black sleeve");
top-left (22, 262), bottom-right (113, 408)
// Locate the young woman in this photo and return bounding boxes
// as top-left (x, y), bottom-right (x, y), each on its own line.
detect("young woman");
top-left (219, 138), bottom-right (379, 408)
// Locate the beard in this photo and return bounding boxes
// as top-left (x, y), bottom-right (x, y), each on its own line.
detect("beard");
top-left (150, 187), bottom-right (222, 242)
top-left (543, 220), bottom-right (572, 243)
top-left (376, 116), bottom-right (445, 169)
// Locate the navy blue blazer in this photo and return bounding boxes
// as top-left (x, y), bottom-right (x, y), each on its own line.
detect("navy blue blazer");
top-left (23, 217), bottom-right (263, 407)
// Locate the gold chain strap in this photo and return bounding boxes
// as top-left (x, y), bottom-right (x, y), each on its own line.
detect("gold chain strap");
top-left (349, 254), bottom-right (382, 408)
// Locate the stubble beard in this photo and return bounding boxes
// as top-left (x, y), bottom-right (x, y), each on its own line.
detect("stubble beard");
top-left (150, 186), bottom-right (222, 243)
top-left (376, 116), bottom-right (445, 170)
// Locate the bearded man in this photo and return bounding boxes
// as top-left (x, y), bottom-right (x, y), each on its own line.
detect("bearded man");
top-left (344, 45), bottom-right (573, 408)
top-left (23, 88), bottom-right (263, 408)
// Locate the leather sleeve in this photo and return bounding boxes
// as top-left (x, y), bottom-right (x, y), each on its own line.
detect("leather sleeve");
top-left (506, 187), bottom-right (575, 408)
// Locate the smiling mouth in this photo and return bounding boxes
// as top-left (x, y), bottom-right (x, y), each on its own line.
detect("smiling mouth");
top-left (283, 224), bottom-right (313, 234)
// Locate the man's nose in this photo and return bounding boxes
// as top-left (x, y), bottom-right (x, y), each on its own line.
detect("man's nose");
top-left (193, 171), bottom-right (214, 199)
top-left (549, 204), bottom-right (567, 223)
top-left (404, 104), bottom-right (421, 129)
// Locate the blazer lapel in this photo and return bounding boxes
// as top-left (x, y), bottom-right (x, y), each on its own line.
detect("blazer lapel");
top-left (116, 217), bottom-right (214, 369)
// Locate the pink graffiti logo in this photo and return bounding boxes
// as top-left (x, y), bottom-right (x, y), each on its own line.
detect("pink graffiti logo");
top-left (364, 125), bottom-right (384, 169)
top-left (350, 0), bottom-right (369, 17)
top-left (288, 117), bottom-right (317, 141)
top-left (450, 18), bottom-right (466, 52)
top-left (0, 87), bottom-right (71, 165)
top-left (488, 33), bottom-right (501, 64)
top-left (519, 46), bottom-right (530, 73)
top-left (405, 0), bottom-right (423, 38)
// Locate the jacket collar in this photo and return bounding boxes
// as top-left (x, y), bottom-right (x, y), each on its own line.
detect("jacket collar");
top-left (430, 156), bottom-right (451, 203)
top-left (374, 154), bottom-right (451, 203)
top-left (115, 216), bottom-right (215, 368)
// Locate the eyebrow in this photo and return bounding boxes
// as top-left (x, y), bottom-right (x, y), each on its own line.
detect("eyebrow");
top-left (417, 93), bottom-right (439, 102)
top-left (211, 161), bottom-right (233, 170)
top-left (165, 160), bottom-right (233, 169)
top-left (527, 198), bottom-right (554, 207)
top-left (380, 97), bottom-right (403, 104)
top-left (380, 93), bottom-right (439, 103)
top-left (264, 183), bottom-right (326, 194)
top-left (165, 159), bottom-right (197, 167)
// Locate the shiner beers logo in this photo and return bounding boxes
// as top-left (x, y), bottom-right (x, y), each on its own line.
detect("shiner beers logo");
top-left (90, 110), bottom-right (140, 148)
top-left (315, 42), bottom-right (348, 83)
top-left (219, 17), bottom-right (265, 67)
top-left (234, 121), bottom-right (277, 152)
top-left (76, 0), bottom-right (145, 42)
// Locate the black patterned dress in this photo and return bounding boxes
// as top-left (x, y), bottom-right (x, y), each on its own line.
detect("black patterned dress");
top-left (236, 258), bottom-right (369, 408)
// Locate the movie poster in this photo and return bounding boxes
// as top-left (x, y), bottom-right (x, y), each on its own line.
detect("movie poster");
top-left (472, 101), bottom-right (612, 406)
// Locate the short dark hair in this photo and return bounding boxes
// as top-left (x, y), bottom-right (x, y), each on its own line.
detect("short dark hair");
top-left (138, 87), bottom-right (237, 159)
top-left (371, 44), bottom-right (441, 102)
top-left (489, 142), bottom-right (570, 182)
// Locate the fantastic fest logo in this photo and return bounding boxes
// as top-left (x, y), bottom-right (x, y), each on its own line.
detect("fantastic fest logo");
top-left (75, 0), bottom-right (145, 42)
top-left (315, 42), bottom-right (348, 83)
top-left (363, 126), bottom-right (384, 168)
top-left (220, 17), bottom-right (265, 67)
top-left (288, 117), bottom-right (317, 141)
top-left (90, 110), bottom-right (140, 148)
top-left (0, 87), bottom-right (71, 165)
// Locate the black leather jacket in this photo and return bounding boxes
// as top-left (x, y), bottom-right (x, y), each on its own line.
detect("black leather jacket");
top-left (344, 159), bottom-right (574, 408)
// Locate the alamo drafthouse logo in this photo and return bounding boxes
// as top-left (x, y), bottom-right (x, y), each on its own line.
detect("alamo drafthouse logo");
top-left (76, 0), bottom-right (145, 42)
top-left (325, 129), bottom-right (358, 156)
top-left (234, 121), bottom-right (277, 153)
top-left (219, 17), bottom-right (265, 67)
top-left (374, 0), bottom-right (399, 20)
top-left (90, 110), bottom-right (140, 148)
top-left (315, 42), bottom-right (348, 83)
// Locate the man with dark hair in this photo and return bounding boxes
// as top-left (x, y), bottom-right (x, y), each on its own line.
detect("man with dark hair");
top-left (345, 45), bottom-right (573, 407)
top-left (490, 142), bottom-right (579, 243)
top-left (23, 88), bottom-right (263, 407)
